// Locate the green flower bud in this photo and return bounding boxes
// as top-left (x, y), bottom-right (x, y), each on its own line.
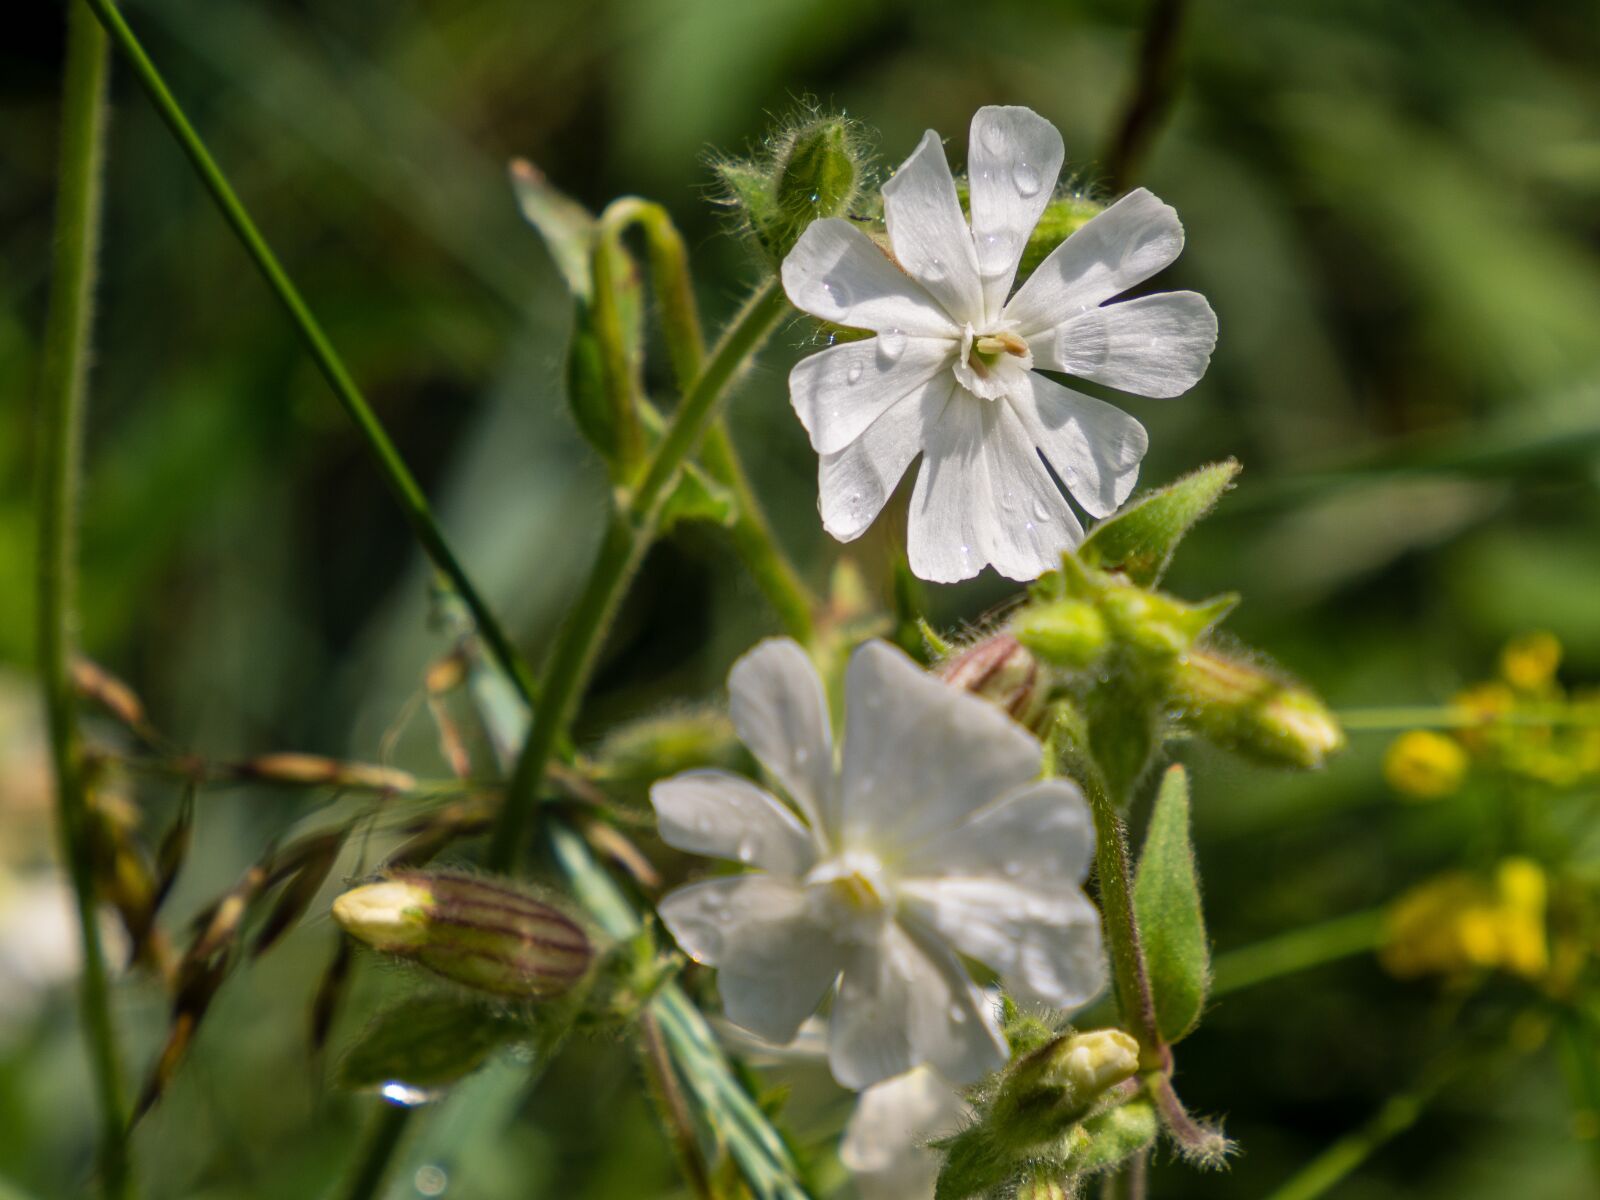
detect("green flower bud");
top-left (1098, 588), bottom-right (1235, 663)
top-left (1016, 195), bottom-right (1103, 284)
top-left (1173, 647), bottom-right (1345, 768)
top-left (714, 112), bottom-right (866, 265)
top-left (594, 708), bottom-right (748, 800)
top-left (333, 871), bottom-right (593, 999)
top-left (938, 634), bottom-right (1047, 729)
top-left (1012, 600), bottom-right (1109, 669)
top-left (1014, 1166), bottom-right (1073, 1200)
top-left (995, 1028), bottom-right (1141, 1142)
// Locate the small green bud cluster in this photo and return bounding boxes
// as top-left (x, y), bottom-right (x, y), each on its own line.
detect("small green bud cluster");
top-left (714, 110), bottom-right (868, 266)
top-left (935, 1030), bottom-right (1151, 1199)
top-left (333, 870), bottom-right (593, 1000)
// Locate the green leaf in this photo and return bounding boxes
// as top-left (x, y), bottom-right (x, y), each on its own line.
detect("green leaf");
top-left (509, 157), bottom-right (596, 298)
top-left (337, 993), bottom-right (525, 1093)
top-left (1133, 764), bottom-right (1211, 1044)
top-left (659, 462), bottom-right (739, 530)
top-left (1080, 460), bottom-right (1241, 586)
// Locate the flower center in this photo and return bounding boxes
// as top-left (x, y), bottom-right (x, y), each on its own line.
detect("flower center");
top-left (804, 850), bottom-right (893, 940)
top-left (954, 322), bottom-right (1032, 402)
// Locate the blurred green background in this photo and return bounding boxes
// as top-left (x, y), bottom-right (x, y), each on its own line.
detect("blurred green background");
top-left (4, 0), bottom-right (1599, 1197)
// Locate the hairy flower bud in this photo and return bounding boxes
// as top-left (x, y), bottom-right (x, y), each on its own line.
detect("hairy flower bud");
top-left (333, 871), bottom-right (592, 999)
top-left (939, 635), bottom-right (1047, 728)
top-left (1012, 600), bottom-right (1109, 670)
top-left (1172, 648), bottom-right (1344, 769)
top-left (1014, 1167), bottom-right (1072, 1200)
top-left (995, 1028), bottom-right (1141, 1140)
top-left (715, 112), bottom-right (865, 265)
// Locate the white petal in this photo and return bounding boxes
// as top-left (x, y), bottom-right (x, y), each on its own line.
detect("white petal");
top-left (883, 131), bottom-right (984, 326)
top-left (901, 778), bottom-right (1095, 887)
top-left (906, 393), bottom-right (1082, 583)
top-left (841, 1067), bottom-right (968, 1200)
top-left (788, 334), bottom-right (954, 456)
top-left (818, 376), bottom-right (959, 543)
top-left (1033, 291), bottom-right (1217, 399)
top-left (727, 638), bottom-right (836, 839)
top-left (901, 876), bottom-right (1107, 1011)
top-left (967, 106), bottom-right (1065, 323)
top-left (838, 640), bottom-right (1044, 849)
top-left (828, 919), bottom-right (1006, 1089)
top-left (651, 770), bottom-right (818, 878)
top-left (657, 875), bottom-right (842, 1044)
top-left (1004, 188), bottom-right (1185, 336)
top-left (782, 219), bottom-right (957, 336)
top-left (1014, 371), bottom-right (1148, 519)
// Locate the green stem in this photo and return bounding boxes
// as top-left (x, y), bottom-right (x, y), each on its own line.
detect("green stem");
top-left (699, 425), bottom-right (816, 646)
top-left (336, 1103), bottom-right (412, 1200)
top-left (79, 0), bottom-right (535, 707)
top-left (597, 200), bottom-right (817, 644)
top-left (488, 281), bottom-right (788, 871)
top-left (1210, 909), bottom-right (1384, 998)
top-left (1080, 769), bottom-right (1162, 1064)
top-left (1334, 704), bottom-right (1596, 732)
top-left (1261, 1062), bottom-right (1457, 1200)
top-left (36, 6), bottom-right (131, 1197)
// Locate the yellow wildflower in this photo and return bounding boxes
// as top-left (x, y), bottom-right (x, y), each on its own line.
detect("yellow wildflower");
top-left (1499, 632), bottom-right (1562, 693)
top-left (1382, 730), bottom-right (1468, 800)
top-left (1380, 858), bottom-right (1548, 982)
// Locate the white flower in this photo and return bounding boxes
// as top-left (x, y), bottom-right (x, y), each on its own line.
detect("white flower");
top-left (651, 637), bottom-right (1104, 1089)
top-left (841, 1066), bottom-right (970, 1200)
top-left (780, 105), bottom-right (1218, 583)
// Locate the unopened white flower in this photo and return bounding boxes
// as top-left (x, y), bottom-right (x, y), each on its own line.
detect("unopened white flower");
top-left (781, 105), bottom-right (1217, 583)
top-left (841, 1066), bottom-right (969, 1200)
top-left (652, 638), bottom-right (1104, 1089)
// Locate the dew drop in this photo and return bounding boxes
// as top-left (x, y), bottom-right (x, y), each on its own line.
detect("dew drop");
top-left (949, 1004), bottom-right (968, 1024)
top-left (793, 745), bottom-right (809, 764)
top-left (846, 359), bottom-right (864, 385)
top-left (980, 121), bottom-right (1008, 156)
top-left (414, 1165), bottom-right (449, 1197)
top-left (923, 256), bottom-right (948, 282)
top-left (877, 329), bottom-right (907, 364)
top-left (1003, 860), bottom-right (1024, 878)
top-left (736, 837), bottom-right (757, 863)
top-left (1032, 497), bottom-right (1053, 522)
top-left (380, 1081), bottom-right (439, 1108)
top-left (1012, 160), bottom-right (1042, 197)
top-left (977, 231), bottom-right (1013, 276)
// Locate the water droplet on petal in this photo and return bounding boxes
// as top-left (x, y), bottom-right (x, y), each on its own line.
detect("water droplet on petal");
top-left (822, 276), bottom-right (854, 314)
top-left (949, 1003), bottom-right (968, 1023)
top-left (980, 121), bottom-right (1008, 156)
top-left (1032, 496), bottom-right (1053, 522)
top-left (877, 329), bottom-right (907, 364)
top-left (923, 256), bottom-right (948, 282)
top-left (1012, 160), bottom-right (1042, 197)
top-left (736, 837), bottom-right (757, 863)
top-left (977, 231), bottom-right (1013, 277)
top-left (846, 359), bottom-right (863, 384)
top-left (1003, 860), bottom-right (1024, 878)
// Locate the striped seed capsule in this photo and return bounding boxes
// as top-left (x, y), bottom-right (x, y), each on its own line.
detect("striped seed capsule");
top-left (332, 870), bottom-right (592, 999)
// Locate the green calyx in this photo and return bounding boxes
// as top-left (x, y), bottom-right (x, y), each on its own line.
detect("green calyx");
top-left (714, 111), bottom-right (867, 266)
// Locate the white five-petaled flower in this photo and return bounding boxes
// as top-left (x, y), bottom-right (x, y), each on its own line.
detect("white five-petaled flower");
top-left (781, 105), bottom-right (1218, 583)
top-left (651, 637), bottom-right (1105, 1090)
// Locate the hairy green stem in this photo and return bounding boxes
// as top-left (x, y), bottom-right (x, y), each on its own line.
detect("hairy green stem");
top-left (36, 6), bottom-right (130, 1196)
top-left (79, 0), bottom-right (535, 706)
top-left (598, 199), bottom-right (817, 643)
top-left (336, 1103), bottom-right (412, 1200)
top-left (488, 281), bottom-right (788, 871)
top-left (1210, 909), bottom-right (1384, 997)
top-left (640, 1012), bottom-right (716, 1200)
top-left (1081, 770), bottom-right (1162, 1064)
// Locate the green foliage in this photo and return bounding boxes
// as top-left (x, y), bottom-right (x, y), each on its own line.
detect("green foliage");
top-left (1135, 766), bottom-right (1211, 1044)
top-left (1080, 460), bottom-right (1241, 587)
top-left (659, 461), bottom-right (739, 531)
top-left (337, 993), bottom-right (527, 1093)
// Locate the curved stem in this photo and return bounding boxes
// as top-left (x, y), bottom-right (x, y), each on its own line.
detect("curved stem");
top-left (79, 0), bottom-right (535, 706)
top-left (36, 6), bottom-right (131, 1196)
top-left (1210, 909), bottom-right (1384, 998)
top-left (597, 199), bottom-right (817, 643)
top-left (488, 281), bottom-right (788, 871)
